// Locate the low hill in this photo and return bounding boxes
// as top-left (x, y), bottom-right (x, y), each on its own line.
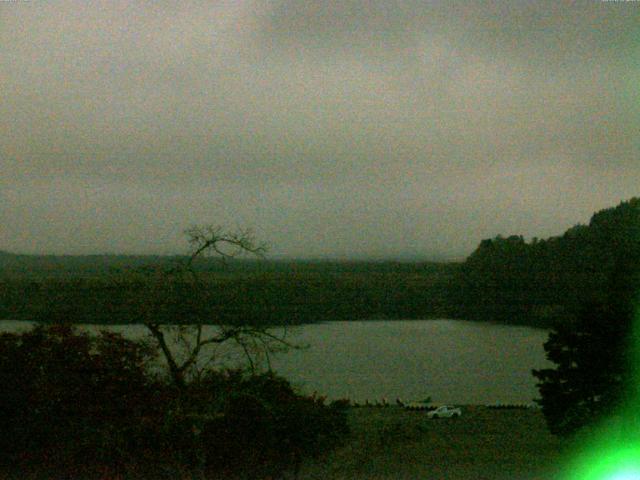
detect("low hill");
top-left (452, 197), bottom-right (640, 327)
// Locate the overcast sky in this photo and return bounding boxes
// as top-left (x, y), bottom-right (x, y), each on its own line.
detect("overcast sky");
top-left (1, 1), bottom-right (638, 259)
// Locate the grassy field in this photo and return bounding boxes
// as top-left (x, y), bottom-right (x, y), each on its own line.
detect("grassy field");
top-left (299, 406), bottom-right (566, 480)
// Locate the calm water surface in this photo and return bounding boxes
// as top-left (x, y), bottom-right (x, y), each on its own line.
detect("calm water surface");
top-left (0, 319), bottom-right (549, 404)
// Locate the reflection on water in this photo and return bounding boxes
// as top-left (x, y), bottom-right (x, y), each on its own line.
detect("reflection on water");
top-left (0, 319), bottom-right (549, 404)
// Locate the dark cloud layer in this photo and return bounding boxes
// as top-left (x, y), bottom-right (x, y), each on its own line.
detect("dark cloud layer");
top-left (1, 1), bottom-right (639, 258)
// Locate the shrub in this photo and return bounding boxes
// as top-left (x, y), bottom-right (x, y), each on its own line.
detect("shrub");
top-left (179, 370), bottom-right (350, 479)
top-left (0, 325), bottom-right (349, 479)
top-left (0, 324), bottom-right (161, 473)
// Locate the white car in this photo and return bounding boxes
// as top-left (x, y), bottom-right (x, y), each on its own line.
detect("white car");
top-left (427, 405), bottom-right (462, 419)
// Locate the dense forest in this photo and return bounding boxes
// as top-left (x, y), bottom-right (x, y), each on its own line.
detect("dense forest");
top-left (453, 197), bottom-right (640, 327)
top-left (0, 256), bottom-right (457, 325)
top-left (1, 197), bottom-right (638, 328)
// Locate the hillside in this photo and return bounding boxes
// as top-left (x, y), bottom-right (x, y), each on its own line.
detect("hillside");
top-left (452, 197), bottom-right (640, 327)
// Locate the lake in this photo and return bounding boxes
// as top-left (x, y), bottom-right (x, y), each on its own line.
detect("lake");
top-left (0, 319), bottom-right (550, 405)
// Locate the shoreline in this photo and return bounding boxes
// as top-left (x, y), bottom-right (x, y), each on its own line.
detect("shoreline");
top-left (299, 405), bottom-right (565, 479)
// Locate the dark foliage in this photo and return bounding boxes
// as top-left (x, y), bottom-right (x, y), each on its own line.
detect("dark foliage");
top-left (0, 325), bottom-right (348, 479)
top-left (453, 197), bottom-right (640, 327)
top-left (532, 244), bottom-right (640, 435)
top-left (190, 370), bottom-right (349, 478)
top-left (0, 266), bottom-right (457, 326)
top-left (0, 324), bottom-right (162, 473)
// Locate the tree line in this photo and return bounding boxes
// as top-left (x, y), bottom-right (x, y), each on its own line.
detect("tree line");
top-left (1, 198), bottom-right (639, 330)
top-left (452, 198), bottom-right (640, 328)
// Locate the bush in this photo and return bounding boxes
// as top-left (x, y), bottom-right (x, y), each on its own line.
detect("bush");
top-left (0, 325), bottom-right (349, 479)
top-left (0, 324), bottom-right (162, 473)
top-left (174, 370), bottom-right (350, 479)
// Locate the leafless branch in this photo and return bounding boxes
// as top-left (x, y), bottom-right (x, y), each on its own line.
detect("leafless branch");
top-left (132, 225), bottom-right (301, 388)
top-left (184, 225), bottom-right (267, 267)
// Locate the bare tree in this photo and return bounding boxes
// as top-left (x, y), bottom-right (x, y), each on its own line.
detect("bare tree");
top-left (129, 226), bottom-right (297, 389)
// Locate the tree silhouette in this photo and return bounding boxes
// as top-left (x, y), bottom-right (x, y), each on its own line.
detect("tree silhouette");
top-left (122, 226), bottom-right (296, 389)
top-left (533, 248), bottom-right (640, 435)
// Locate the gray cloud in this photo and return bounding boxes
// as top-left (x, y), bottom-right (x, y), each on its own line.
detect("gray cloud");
top-left (1, 1), bottom-right (639, 258)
